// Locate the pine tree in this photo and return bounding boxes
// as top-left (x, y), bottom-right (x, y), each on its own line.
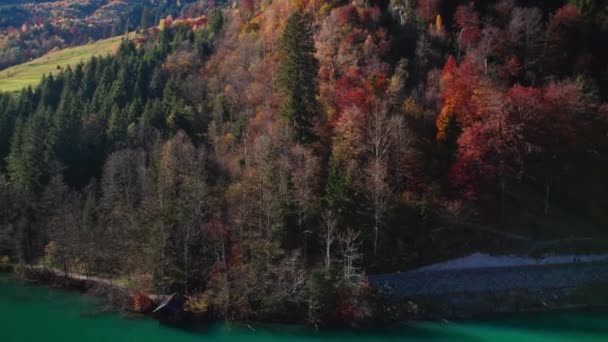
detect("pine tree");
top-left (212, 94), bottom-right (229, 122)
top-left (127, 98), bottom-right (144, 123)
top-left (53, 91), bottom-right (82, 178)
top-left (83, 188), bottom-right (96, 225)
top-left (107, 104), bottom-right (128, 146)
top-left (0, 94), bottom-right (16, 166)
top-left (109, 67), bottom-right (131, 109)
top-left (156, 27), bottom-right (172, 56)
top-left (39, 74), bottom-right (63, 110)
top-left (91, 85), bottom-right (109, 117)
top-left (323, 154), bottom-right (353, 223)
top-left (81, 57), bottom-right (98, 101)
top-left (133, 61), bottom-right (148, 99)
top-left (149, 67), bottom-right (167, 98)
top-left (17, 86), bottom-right (36, 119)
top-left (277, 11), bottom-right (319, 143)
top-left (7, 109), bottom-right (54, 194)
top-left (72, 63), bottom-right (84, 92)
top-left (142, 99), bottom-right (164, 129)
top-left (208, 9), bottom-right (224, 38)
top-left (162, 77), bottom-right (193, 132)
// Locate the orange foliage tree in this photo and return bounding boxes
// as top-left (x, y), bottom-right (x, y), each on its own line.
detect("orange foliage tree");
top-left (435, 55), bottom-right (483, 141)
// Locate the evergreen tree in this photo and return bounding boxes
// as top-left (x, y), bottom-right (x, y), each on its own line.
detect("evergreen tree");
top-left (212, 94), bottom-right (229, 122)
top-left (127, 98), bottom-right (144, 123)
top-left (53, 91), bottom-right (82, 176)
top-left (142, 99), bottom-right (164, 129)
top-left (17, 86), bottom-right (37, 119)
top-left (81, 57), bottom-right (98, 101)
top-left (208, 9), bottom-right (224, 38)
top-left (172, 25), bottom-right (190, 50)
top-left (133, 60), bottom-right (149, 99)
top-left (277, 11), bottom-right (319, 144)
top-left (91, 84), bottom-right (109, 117)
top-left (107, 104), bottom-right (128, 146)
top-left (39, 74), bottom-right (63, 110)
top-left (108, 67), bottom-right (132, 109)
top-left (323, 155), bottom-right (354, 224)
top-left (149, 66), bottom-right (167, 98)
top-left (71, 63), bottom-right (85, 94)
top-left (0, 94), bottom-right (16, 167)
top-left (162, 77), bottom-right (194, 132)
top-left (7, 109), bottom-right (54, 194)
top-left (117, 39), bottom-right (136, 60)
top-left (156, 27), bottom-right (172, 56)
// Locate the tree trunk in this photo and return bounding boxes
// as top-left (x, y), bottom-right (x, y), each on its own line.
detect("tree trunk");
top-left (184, 231), bottom-right (189, 296)
top-left (500, 176), bottom-right (506, 220)
top-left (160, 238), bottom-right (166, 296)
top-left (373, 222), bottom-right (378, 256)
top-left (544, 177), bottom-right (552, 216)
top-left (325, 238), bottom-right (331, 270)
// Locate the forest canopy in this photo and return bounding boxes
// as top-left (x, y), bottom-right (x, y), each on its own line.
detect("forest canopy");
top-left (0, 0), bottom-right (607, 325)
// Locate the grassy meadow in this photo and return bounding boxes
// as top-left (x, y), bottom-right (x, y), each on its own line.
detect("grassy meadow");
top-left (0, 34), bottom-right (130, 93)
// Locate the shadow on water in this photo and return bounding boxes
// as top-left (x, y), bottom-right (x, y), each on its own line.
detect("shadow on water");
top-left (1, 273), bottom-right (607, 342)
top-left (463, 309), bottom-right (608, 335)
top-left (170, 321), bottom-right (488, 342)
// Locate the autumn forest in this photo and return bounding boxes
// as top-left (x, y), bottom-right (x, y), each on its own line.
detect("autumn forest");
top-left (0, 0), bottom-right (607, 326)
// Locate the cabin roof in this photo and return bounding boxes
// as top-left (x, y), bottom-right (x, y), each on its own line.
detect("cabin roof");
top-left (152, 293), bottom-right (177, 313)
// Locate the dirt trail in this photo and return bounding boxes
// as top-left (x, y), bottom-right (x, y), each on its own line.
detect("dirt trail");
top-left (28, 265), bottom-right (164, 301)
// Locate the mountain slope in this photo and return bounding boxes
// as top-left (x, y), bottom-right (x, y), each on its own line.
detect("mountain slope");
top-left (0, 33), bottom-right (131, 92)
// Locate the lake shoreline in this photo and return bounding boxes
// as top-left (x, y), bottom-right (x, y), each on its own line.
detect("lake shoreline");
top-left (3, 271), bottom-right (608, 341)
top-left (0, 263), bottom-right (13, 273)
top-left (5, 264), bottom-right (608, 331)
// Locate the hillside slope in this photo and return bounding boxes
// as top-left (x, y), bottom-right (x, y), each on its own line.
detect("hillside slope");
top-left (0, 33), bottom-right (130, 92)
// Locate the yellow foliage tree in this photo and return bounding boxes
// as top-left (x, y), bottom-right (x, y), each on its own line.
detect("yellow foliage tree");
top-left (435, 14), bottom-right (443, 33)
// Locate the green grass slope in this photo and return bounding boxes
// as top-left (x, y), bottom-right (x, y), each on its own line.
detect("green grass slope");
top-left (0, 34), bottom-right (130, 93)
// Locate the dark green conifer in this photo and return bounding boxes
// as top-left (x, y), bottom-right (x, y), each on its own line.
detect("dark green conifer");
top-left (277, 11), bottom-right (319, 144)
top-left (7, 109), bottom-right (54, 194)
top-left (107, 104), bottom-right (128, 146)
top-left (142, 99), bottom-right (164, 129)
top-left (162, 78), bottom-right (193, 132)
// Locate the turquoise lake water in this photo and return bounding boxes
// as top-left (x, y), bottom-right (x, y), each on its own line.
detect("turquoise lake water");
top-left (1, 273), bottom-right (607, 341)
